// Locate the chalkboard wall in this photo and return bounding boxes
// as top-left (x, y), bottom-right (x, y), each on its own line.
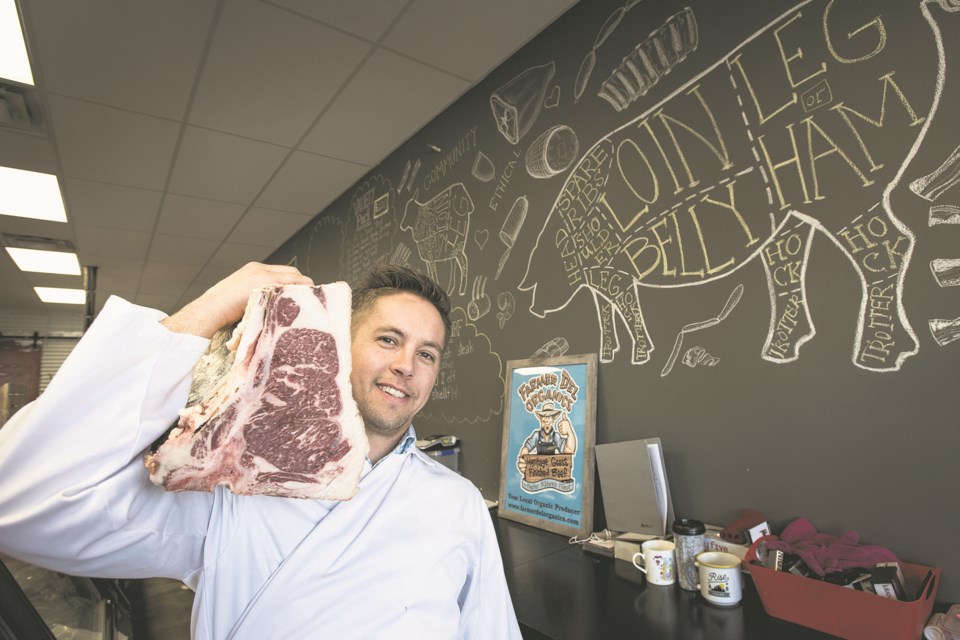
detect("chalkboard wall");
top-left (271, 0), bottom-right (960, 601)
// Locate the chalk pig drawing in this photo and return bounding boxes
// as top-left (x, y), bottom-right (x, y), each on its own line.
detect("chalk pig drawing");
top-left (402, 183), bottom-right (472, 295)
top-left (520, 0), bottom-right (959, 371)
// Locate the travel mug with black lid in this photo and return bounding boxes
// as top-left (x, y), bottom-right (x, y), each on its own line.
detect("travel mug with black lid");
top-left (672, 518), bottom-right (705, 591)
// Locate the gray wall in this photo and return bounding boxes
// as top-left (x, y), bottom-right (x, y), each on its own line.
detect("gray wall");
top-left (272, 0), bottom-right (960, 601)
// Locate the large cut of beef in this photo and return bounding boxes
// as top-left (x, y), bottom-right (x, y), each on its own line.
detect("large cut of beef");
top-left (145, 282), bottom-right (367, 500)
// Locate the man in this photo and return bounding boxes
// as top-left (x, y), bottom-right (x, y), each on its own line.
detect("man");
top-left (0, 262), bottom-right (520, 639)
top-left (516, 401), bottom-right (577, 475)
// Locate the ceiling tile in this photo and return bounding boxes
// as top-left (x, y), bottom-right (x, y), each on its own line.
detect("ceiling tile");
top-left (148, 233), bottom-right (221, 265)
top-left (196, 265), bottom-right (238, 286)
top-left (178, 286), bottom-right (210, 307)
top-left (0, 248), bottom-right (20, 268)
top-left (300, 49), bottom-right (468, 165)
top-left (189, 0), bottom-right (372, 146)
top-left (226, 208), bottom-right (312, 248)
top-left (20, 272), bottom-right (84, 290)
top-left (0, 129), bottom-right (58, 174)
top-left (73, 225), bottom-right (151, 260)
top-left (0, 284), bottom-right (49, 312)
top-left (93, 275), bottom-right (138, 303)
top-left (74, 256), bottom-right (145, 283)
top-left (169, 126), bottom-right (288, 204)
top-left (208, 243), bottom-right (272, 268)
top-left (267, 0), bottom-right (408, 41)
top-left (26, 0), bottom-right (217, 120)
top-left (1, 0), bottom-right (572, 321)
top-left (179, 265), bottom-right (237, 306)
top-left (156, 194), bottom-right (246, 240)
top-left (48, 95), bottom-right (180, 190)
top-left (134, 293), bottom-right (181, 314)
top-left (141, 261), bottom-right (204, 283)
top-left (255, 151), bottom-right (367, 215)
top-left (63, 178), bottom-right (161, 233)
top-left (0, 253), bottom-right (32, 289)
top-left (384, 0), bottom-right (573, 80)
top-left (138, 278), bottom-right (191, 298)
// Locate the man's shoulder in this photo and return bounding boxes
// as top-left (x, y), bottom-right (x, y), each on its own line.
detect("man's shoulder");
top-left (408, 449), bottom-right (478, 494)
top-left (404, 451), bottom-right (493, 528)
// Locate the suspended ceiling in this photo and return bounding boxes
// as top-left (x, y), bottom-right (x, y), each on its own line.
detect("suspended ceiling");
top-left (0, 0), bottom-right (577, 329)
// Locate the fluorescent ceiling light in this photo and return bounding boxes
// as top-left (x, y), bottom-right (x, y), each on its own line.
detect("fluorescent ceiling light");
top-left (6, 247), bottom-right (81, 275)
top-left (34, 286), bottom-right (85, 304)
top-left (0, 166), bottom-right (67, 222)
top-left (0, 0), bottom-right (33, 85)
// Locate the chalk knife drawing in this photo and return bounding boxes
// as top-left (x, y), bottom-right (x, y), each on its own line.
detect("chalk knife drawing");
top-left (661, 284), bottom-right (743, 377)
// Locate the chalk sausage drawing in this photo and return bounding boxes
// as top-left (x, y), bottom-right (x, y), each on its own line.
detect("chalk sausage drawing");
top-left (520, 0), bottom-right (959, 371)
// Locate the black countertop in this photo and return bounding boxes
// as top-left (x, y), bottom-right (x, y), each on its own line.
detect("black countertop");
top-left (493, 515), bottom-right (842, 640)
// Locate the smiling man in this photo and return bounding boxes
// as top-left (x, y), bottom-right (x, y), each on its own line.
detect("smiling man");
top-left (349, 270), bottom-right (449, 462)
top-left (0, 262), bottom-right (521, 640)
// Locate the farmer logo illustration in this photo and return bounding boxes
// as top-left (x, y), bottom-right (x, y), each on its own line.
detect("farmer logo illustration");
top-left (515, 369), bottom-right (580, 493)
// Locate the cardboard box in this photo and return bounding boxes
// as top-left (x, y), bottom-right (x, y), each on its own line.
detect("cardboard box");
top-left (872, 562), bottom-right (907, 600)
top-left (613, 532), bottom-right (661, 563)
top-left (583, 538), bottom-right (615, 558)
top-left (703, 529), bottom-right (750, 559)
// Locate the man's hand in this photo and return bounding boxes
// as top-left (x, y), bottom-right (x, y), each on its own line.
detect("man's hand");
top-left (161, 262), bottom-right (313, 338)
top-left (517, 447), bottom-right (530, 474)
top-left (557, 417), bottom-right (577, 454)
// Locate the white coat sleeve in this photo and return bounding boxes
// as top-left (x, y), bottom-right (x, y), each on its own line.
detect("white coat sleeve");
top-left (0, 296), bottom-right (215, 582)
top-left (457, 494), bottom-right (523, 640)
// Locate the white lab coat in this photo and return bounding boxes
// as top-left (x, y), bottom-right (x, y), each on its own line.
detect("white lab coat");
top-left (0, 296), bottom-right (521, 640)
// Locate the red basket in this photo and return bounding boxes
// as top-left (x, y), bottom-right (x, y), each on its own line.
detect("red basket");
top-left (746, 536), bottom-right (939, 640)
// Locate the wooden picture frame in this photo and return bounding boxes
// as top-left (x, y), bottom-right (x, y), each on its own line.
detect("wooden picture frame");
top-left (498, 353), bottom-right (598, 538)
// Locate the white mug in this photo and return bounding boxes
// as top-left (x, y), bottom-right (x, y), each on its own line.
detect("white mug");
top-left (695, 551), bottom-right (743, 606)
top-left (632, 539), bottom-right (676, 586)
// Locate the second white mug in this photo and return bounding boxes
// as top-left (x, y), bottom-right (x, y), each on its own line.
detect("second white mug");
top-left (695, 551), bottom-right (743, 606)
top-left (632, 539), bottom-right (676, 586)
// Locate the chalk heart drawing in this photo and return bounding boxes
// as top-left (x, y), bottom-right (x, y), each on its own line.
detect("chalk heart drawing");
top-left (475, 229), bottom-right (489, 250)
top-left (520, 0), bottom-right (959, 372)
top-left (545, 85), bottom-right (561, 109)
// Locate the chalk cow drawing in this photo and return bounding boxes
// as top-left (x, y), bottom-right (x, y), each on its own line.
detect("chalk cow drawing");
top-left (520, 0), bottom-right (959, 372)
top-left (402, 183), bottom-right (472, 295)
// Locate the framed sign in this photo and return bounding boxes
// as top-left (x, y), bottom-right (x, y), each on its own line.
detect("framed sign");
top-left (498, 353), bottom-right (598, 538)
